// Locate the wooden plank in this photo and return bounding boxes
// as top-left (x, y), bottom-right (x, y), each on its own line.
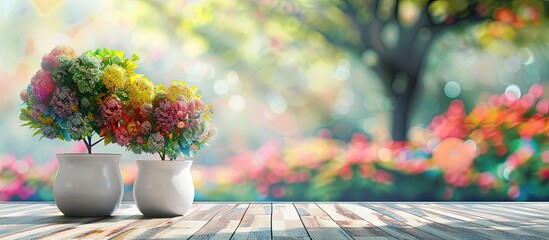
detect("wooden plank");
top-left (272, 203), bottom-right (310, 239)
top-left (0, 204), bottom-right (47, 216)
top-left (387, 203), bottom-right (527, 240)
top-left (340, 203), bottom-right (439, 240)
top-left (41, 205), bottom-right (141, 239)
top-left (232, 203), bottom-right (271, 240)
top-left (511, 203), bottom-right (549, 212)
top-left (499, 203), bottom-right (549, 216)
top-left (451, 204), bottom-right (549, 226)
top-left (189, 204), bottom-right (248, 240)
top-left (412, 203), bottom-right (541, 239)
top-left (428, 203), bottom-right (549, 237)
top-left (454, 204), bottom-right (549, 236)
top-left (318, 203), bottom-right (395, 240)
top-left (154, 220), bottom-right (209, 239)
top-left (45, 204), bottom-right (174, 239)
top-left (474, 204), bottom-right (549, 220)
top-left (5, 204), bottom-right (138, 240)
top-left (112, 203), bottom-right (229, 240)
top-left (295, 203), bottom-right (353, 240)
top-left (0, 204), bottom-right (54, 218)
top-left (0, 202), bottom-right (547, 239)
top-left (366, 203), bottom-right (479, 240)
top-left (155, 203), bottom-right (231, 239)
top-left (0, 205), bottom-right (72, 239)
top-left (2, 216), bottom-right (103, 239)
top-left (419, 204), bottom-right (538, 239)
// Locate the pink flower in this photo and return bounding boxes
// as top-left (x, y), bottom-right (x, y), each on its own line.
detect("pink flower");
top-left (477, 172), bottom-right (495, 189)
top-left (429, 100), bottom-right (467, 139)
top-left (187, 98), bottom-right (205, 117)
top-left (41, 45), bottom-right (77, 70)
top-left (373, 170), bottom-right (393, 184)
top-left (537, 100), bottom-right (548, 115)
top-left (529, 84), bottom-right (544, 99)
top-left (51, 87), bottom-right (78, 118)
top-left (153, 100), bottom-right (176, 133)
top-left (141, 121), bottom-right (152, 135)
top-left (173, 100), bottom-right (187, 119)
top-left (101, 97), bottom-right (124, 126)
top-left (20, 90), bottom-right (29, 102)
top-left (30, 69), bottom-right (55, 103)
top-left (114, 126), bottom-right (131, 147)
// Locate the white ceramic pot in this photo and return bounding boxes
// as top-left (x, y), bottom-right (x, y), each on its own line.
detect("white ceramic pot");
top-left (53, 153), bottom-right (124, 217)
top-left (134, 160), bottom-right (194, 217)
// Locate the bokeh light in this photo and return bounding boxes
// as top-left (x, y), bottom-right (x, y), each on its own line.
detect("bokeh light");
top-left (1, 0), bottom-right (548, 201)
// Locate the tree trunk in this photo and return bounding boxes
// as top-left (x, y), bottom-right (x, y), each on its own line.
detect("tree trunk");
top-left (387, 71), bottom-right (419, 142)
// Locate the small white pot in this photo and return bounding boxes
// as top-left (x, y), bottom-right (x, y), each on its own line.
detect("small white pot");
top-left (53, 153), bottom-right (124, 217)
top-left (133, 160), bottom-right (194, 217)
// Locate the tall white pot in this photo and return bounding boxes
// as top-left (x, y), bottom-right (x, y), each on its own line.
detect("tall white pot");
top-left (134, 160), bottom-right (194, 217)
top-left (53, 153), bottom-right (123, 217)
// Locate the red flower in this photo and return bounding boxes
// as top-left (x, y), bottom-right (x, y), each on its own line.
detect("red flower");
top-left (373, 170), bottom-right (393, 184)
top-left (539, 167), bottom-right (549, 179)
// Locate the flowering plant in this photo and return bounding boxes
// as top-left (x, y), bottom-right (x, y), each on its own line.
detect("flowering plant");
top-left (195, 85), bottom-right (547, 201)
top-left (20, 46), bottom-right (140, 153)
top-left (109, 80), bottom-right (216, 160)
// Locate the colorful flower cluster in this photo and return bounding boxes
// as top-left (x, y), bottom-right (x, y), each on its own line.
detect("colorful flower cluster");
top-left (6, 85), bottom-right (547, 201)
top-left (21, 45), bottom-right (215, 158)
top-left (17, 46), bottom-right (144, 154)
top-left (195, 86), bottom-right (547, 201)
top-left (103, 80), bottom-right (216, 160)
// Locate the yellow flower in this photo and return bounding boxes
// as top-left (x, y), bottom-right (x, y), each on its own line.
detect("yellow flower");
top-left (121, 59), bottom-right (137, 77)
top-left (102, 65), bottom-right (127, 91)
top-left (40, 116), bottom-right (54, 125)
top-left (128, 75), bottom-right (154, 106)
top-left (167, 81), bottom-right (195, 102)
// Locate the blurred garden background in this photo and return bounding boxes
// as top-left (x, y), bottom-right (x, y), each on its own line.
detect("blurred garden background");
top-left (1, 0), bottom-right (548, 201)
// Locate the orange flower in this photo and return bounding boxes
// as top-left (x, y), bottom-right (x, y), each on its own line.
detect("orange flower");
top-left (432, 138), bottom-right (476, 173)
top-left (126, 121), bottom-right (139, 137)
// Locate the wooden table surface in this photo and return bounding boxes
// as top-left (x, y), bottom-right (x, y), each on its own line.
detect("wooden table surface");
top-left (0, 202), bottom-right (548, 239)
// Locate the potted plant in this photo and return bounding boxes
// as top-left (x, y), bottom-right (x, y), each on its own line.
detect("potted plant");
top-left (19, 46), bottom-right (140, 217)
top-left (114, 81), bottom-right (215, 217)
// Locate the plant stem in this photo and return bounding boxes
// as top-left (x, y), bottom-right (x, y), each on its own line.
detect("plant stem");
top-left (83, 138), bottom-right (89, 150)
top-left (86, 135), bottom-right (92, 154)
top-left (159, 152), bottom-right (165, 160)
top-left (91, 137), bottom-right (105, 147)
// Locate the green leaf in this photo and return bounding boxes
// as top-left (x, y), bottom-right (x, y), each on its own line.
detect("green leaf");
top-left (32, 129), bottom-right (42, 137)
top-left (20, 122), bottom-right (33, 127)
top-left (131, 54), bottom-right (139, 62)
top-left (115, 51), bottom-right (124, 58)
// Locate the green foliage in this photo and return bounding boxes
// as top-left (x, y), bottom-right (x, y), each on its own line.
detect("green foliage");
top-left (70, 54), bottom-right (103, 95)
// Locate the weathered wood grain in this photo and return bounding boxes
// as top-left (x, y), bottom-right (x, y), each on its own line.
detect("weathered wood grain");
top-left (385, 203), bottom-right (527, 240)
top-left (295, 203), bottom-right (353, 240)
top-left (428, 203), bottom-right (549, 237)
top-left (272, 203), bottom-right (310, 239)
top-left (0, 202), bottom-right (548, 240)
top-left (317, 203), bottom-right (395, 240)
top-left (232, 203), bottom-right (271, 240)
top-left (341, 203), bottom-right (438, 239)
